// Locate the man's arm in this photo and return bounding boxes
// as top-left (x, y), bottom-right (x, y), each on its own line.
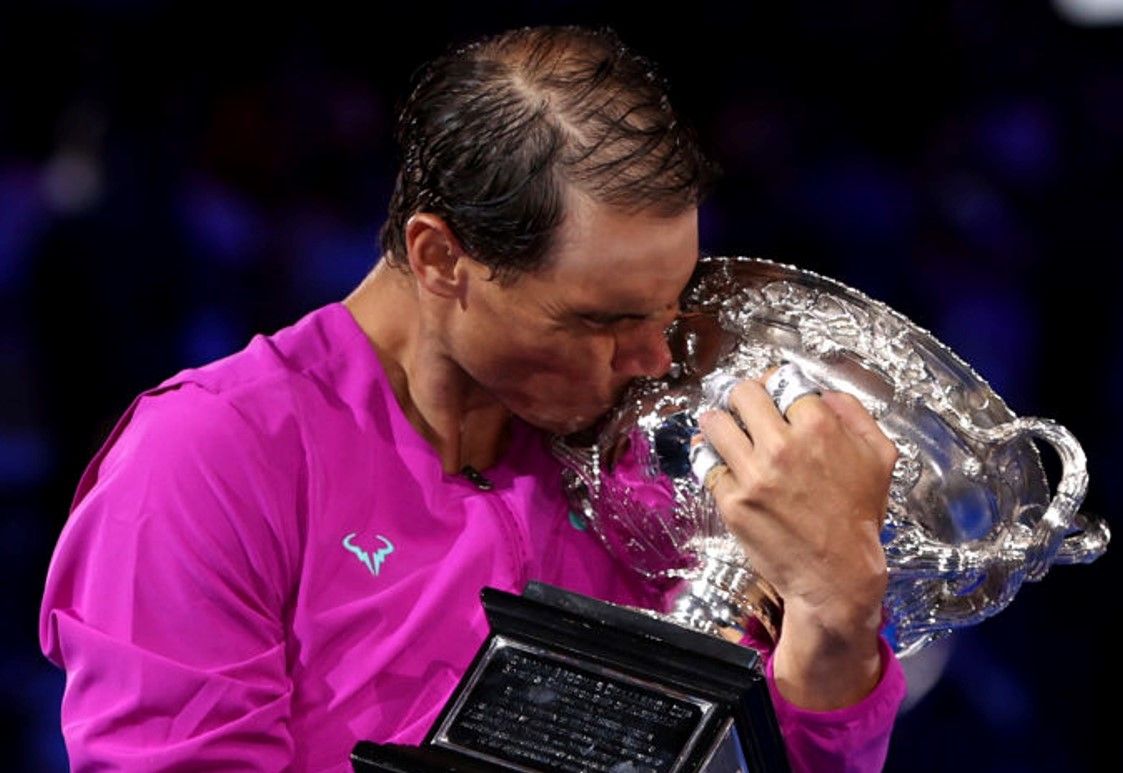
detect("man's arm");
top-left (40, 384), bottom-right (300, 771)
top-left (701, 378), bottom-right (906, 769)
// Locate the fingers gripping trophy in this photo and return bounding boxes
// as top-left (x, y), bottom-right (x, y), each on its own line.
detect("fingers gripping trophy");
top-left (551, 257), bottom-right (1110, 658)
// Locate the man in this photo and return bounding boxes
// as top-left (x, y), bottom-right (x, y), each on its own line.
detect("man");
top-left (40, 25), bottom-right (905, 771)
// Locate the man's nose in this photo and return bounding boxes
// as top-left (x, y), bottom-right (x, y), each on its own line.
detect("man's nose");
top-left (611, 320), bottom-right (674, 379)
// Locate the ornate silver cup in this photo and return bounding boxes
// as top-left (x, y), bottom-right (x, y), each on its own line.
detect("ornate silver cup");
top-left (552, 256), bottom-right (1110, 658)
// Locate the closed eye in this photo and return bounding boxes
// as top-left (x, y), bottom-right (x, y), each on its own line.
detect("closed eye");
top-left (580, 312), bottom-right (645, 327)
top-left (579, 304), bottom-right (677, 326)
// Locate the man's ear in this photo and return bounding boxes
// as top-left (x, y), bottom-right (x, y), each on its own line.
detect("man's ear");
top-left (404, 213), bottom-right (467, 299)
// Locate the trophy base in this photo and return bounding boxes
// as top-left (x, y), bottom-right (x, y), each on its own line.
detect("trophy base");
top-left (351, 581), bottom-right (790, 772)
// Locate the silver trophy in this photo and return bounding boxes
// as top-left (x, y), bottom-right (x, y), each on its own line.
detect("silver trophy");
top-left (552, 256), bottom-right (1110, 658)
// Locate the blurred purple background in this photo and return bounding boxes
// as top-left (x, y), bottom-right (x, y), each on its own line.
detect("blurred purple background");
top-left (4, 2), bottom-right (1121, 770)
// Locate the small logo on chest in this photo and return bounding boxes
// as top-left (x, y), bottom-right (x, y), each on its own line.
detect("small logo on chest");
top-left (342, 532), bottom-right (395, 576)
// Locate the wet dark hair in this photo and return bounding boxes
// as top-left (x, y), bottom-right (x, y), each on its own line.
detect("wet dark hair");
top-left (379, 25), bottom-right (719, 283)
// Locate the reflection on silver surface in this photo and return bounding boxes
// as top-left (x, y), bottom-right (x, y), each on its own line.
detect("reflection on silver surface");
top-left (552, 256), bottom-right (1110, 657)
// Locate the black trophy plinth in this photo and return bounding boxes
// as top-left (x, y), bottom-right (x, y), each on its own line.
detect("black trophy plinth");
top-left (351, 581), bottom-right (790, 772)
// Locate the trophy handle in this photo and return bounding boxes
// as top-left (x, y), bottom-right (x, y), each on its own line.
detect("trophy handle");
top-left (882, 416), bottom-right (1109, 653)
top-left (886, 416), bottom-right (1105, 583)
top-left (964, 417), bottom-right (1107, 580)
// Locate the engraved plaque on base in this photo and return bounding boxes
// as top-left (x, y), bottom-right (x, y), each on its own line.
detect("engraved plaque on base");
top-left (350, 581), bottom-right (790, 772)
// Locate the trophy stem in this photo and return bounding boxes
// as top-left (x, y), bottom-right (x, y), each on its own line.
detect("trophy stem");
top-left (667, 537), bottom-right (784, 644)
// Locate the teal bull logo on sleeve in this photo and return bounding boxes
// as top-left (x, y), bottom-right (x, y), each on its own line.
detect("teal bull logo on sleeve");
top-left (342, 533), bottom-right (395, 576)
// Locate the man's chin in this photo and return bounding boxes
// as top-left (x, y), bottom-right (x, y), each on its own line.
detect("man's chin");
top-left (520, 405), bottom-right (613, 438)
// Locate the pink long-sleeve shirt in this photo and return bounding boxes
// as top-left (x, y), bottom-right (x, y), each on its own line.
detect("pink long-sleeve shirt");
top-left (40, 302), bottom-right (906, 771)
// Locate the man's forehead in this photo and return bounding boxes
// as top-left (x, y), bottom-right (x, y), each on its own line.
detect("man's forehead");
top-left (528, 251), bottom-right (696, 321)
top-left (547, 190), bottom-right (695, 253)
top-left (544, 200), bottom-right (695, 282)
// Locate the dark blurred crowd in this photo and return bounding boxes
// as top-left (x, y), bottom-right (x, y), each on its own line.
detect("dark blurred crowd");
top-left (3, 2), bottom-right (1120, 770)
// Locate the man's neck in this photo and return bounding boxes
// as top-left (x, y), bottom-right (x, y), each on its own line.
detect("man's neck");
top-left (343, 260), bottom-right (512, 474)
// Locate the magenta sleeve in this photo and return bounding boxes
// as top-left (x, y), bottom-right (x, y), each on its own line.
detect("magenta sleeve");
top-left (751, 626), bottom-right (907, 773)
top-left (39, 383), bottom-right (302, 771)
top-left (658, 587), bottom-right (906, 771)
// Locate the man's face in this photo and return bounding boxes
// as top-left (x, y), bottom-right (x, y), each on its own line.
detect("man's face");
top-left (447, 191), bottom-right (699, 435)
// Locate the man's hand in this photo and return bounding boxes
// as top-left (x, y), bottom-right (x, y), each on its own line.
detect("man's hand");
top-left (698, 373), bottom-right (898, 710)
